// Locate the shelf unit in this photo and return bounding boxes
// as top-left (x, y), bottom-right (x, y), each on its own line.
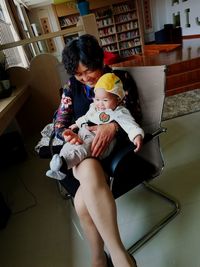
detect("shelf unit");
top-left (59, 14), bottom-right (79, 29)
top-left (93, 0), bottom-right (143, 58)
top-left (59, 14), bottom-right (80, 45)
top-left (53, 0), bottom-right (143, 58)
top-left (53, 3), bottom-right (80, 45)
top-left (94, 6), bottom-right (117, 52)
top-left (53, 3), bottom-right (100, 46)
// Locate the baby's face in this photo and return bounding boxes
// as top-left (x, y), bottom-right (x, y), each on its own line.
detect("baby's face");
top-left (94, 88), bottom-right (119, 111)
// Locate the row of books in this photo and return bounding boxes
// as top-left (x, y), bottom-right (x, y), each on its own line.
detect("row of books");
top-left (118, 30), bottom-right (139, 41)
top-left (103, 44), bottom-right (118, 52)
top-left (114, 12), bottom-right (137, 23)
top-left (119, 38), bottom-right (141, 49)
top-left (98, 26), bottom-right (115, 37)
top-left (99, 22), bottom-right (138, 37)
top-left (113, 4), bottom-right (133, 14)
top-left (94, 8), bottom-right (112, 19)
top-left (116, 21), bottom-right (138, 32)
top-left (100, 36), bottom-right (116, 46)
top-left (100, 32), bottom-right (140, 46)
top-left (120, 46), bottom-right (141, 57)
top-left (95, 4), bottom-right (134, 19)
top-left (59, 16), bottom-right (79, 27)
top-left (96, 18), bottom-right (113, 28)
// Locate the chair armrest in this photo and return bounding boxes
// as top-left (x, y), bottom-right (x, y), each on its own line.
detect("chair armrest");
top-left (143, 127), bottom-right (167, 143)
top-left (108, 127), bottom-right (167, 176)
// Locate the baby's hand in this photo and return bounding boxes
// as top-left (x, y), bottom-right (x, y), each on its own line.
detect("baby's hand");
top-left (133, 135), bottom-right (143, 152)
top-left (62, 129), bottom-right (83, 145)
top-left (69, 123), bottom-right (78, 131)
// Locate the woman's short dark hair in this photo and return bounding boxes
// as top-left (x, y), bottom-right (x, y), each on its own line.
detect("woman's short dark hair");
top-left (62, 34), bottom-right (104, 75)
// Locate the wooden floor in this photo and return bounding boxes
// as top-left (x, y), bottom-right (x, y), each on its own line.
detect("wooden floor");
top-left (112, 38), bottom-right (200, 96)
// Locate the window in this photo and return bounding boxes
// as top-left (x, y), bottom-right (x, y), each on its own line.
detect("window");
top-left (0, 3), bottom-right (5, 20)
top-left (0, 0), bottom-right (28, 68)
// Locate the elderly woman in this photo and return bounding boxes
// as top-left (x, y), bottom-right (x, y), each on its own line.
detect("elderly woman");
top-left (53, 34), bottom-right (140, 267)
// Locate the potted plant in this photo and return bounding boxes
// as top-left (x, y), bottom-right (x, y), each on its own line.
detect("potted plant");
top-left (76, 0), bottom-right (90, 16)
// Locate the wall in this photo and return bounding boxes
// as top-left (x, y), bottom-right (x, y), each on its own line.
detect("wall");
top-left (26, 1), bottom-right (200, 49)
top-left (144, 0), bottom-right (200, 43)
top-left (151, 0), bottom-right (167, 32)
top-left (143, 0), bottom-right (168, 43)
top-left (28, 4), bottom-right (64, 61)
top-left (166, 0), bottom-right (200, 36)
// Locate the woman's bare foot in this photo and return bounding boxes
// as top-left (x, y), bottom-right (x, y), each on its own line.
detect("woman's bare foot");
top-left (110, 251), bottom-right (137, 267)
top-left (129, 253), bottom-right (137, 267)
top-left (92, 253), bottom-right (108, 267)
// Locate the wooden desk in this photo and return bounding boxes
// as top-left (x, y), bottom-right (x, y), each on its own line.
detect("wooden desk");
top-left (0, 86), bottom-right (30, 135)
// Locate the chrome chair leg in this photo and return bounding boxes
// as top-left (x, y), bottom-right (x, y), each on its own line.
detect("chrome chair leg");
top-left (61, 178), bottom-right (180, 254)
top-left (128, 181), bottom-right (181, 254)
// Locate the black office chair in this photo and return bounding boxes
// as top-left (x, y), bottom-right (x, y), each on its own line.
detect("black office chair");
top-left (35, 63), bottom-right (180, 254)
top-left (57, 65), bottom-right (180, 254)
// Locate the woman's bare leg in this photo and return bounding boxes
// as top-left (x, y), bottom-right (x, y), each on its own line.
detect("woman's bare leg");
top-left (74, 188), bottom-right (107, 267)
top-left (73, 158), bottom-right (136, 267)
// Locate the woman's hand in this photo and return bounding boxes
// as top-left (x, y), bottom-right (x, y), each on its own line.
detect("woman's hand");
top-left (88, 123), bottom-right (117, 157)
top-left (62, 129), bottom-right (83, 145)
top-left (133, 134), bottom-right (143, 152)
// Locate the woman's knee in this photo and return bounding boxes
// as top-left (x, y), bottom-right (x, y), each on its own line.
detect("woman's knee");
top-left (73, 158), bottom-right (106, 185)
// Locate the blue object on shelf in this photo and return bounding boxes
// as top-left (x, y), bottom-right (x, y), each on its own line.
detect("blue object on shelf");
top-left (77, 1), bottom-right (90, 16)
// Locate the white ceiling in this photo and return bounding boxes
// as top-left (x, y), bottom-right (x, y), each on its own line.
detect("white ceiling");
top-left (22, 0), bottom-right (53, 8)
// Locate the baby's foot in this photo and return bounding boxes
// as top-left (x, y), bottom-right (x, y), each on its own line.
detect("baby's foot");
top-left (46, 169), bottom-right (66, 180)
top-left (50, 154), bottom-right (63, 171)
top-left (46, 154), bottom-right (67, 180)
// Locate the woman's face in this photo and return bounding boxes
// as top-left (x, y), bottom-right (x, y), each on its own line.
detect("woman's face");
top-left (74, 62), bottom-right (103, 87)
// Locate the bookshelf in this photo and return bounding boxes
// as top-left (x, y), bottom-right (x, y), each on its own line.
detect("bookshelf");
top-left (53, 3), bottom-right (79, 44)
top-left (94, 6), bottom-right (117, 52)
top-left (59, 13), bottom-right (79, 45)
top-left (93, 0), bottom-right (143, 58)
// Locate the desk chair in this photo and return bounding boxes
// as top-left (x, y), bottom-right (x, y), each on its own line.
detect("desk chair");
top-left (58, 65), bottom-right (180, 254)
top-left (8, 59), bottom-right (181, 254)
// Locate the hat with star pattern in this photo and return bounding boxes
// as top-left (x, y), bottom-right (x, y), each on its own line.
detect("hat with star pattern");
top-left (94, 73), bottom-right (125, 100)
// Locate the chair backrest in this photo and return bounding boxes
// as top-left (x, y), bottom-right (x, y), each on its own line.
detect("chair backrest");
top-left (29, 54), bottom-right (62, 128)
top-left (57, 64), bottom-right (167, 177)
top-left (7, 54), bottom-right (65, 136)
top-left (113, 65), bottom-right (166, 177)
top-left (56, 61), bottom-right (70, 88)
